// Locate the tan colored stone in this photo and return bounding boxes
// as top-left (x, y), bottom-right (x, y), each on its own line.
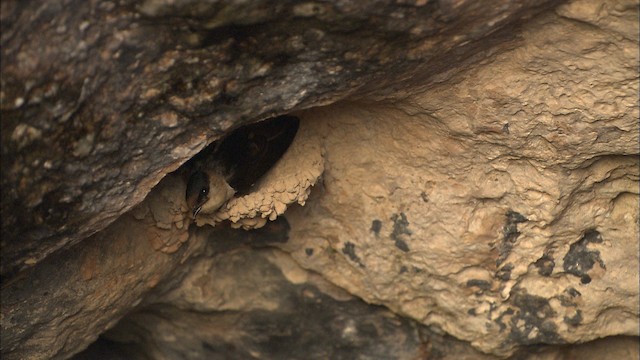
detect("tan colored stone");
top-left (253, 0), bottom-right (639, 355)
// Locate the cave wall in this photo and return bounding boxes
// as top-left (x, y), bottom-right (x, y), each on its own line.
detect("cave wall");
top-left (1, 0), bottom-right (639, 359)
top-left (279, 2), bottom-right (639, 355)
top-left (0, 0), bottom-right (560, 279)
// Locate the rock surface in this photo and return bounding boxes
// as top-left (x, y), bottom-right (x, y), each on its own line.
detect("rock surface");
top-left (0, 0), bottom-right (559, 278)
top-left (1, 0), bottom-right (638, 359)
top-left (272, 1), bottom-right (640, 354)
top-left (72, 233), bottom-right (640, 360)
top-left (1, 175), bottom-right (198, 359)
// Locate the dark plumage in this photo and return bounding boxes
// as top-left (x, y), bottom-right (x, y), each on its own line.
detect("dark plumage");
top-left (185, 115), bottom-right (300, 218)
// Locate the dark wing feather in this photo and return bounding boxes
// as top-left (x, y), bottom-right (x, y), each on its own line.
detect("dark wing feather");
top-left (215, 115), bottom-right (300, 195)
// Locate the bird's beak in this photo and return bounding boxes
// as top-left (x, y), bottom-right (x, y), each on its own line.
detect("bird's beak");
top-left (193, 206), bottom-right (202, 218)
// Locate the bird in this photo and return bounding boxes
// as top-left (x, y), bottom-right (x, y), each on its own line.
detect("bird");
top-left (185, 115), bottom-right (300, 219)
top-left (185, 167), bottom-right (235, 218)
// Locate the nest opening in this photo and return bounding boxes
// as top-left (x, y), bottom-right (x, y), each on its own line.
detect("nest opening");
top-left (180, 114), bottom-right (325, 230)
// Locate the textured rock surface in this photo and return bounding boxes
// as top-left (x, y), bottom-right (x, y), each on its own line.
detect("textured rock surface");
top-left (0, 174), bottom-right (199, 359)
top-left (71, 236), bottom-right (640, 360)
top-left (95, 244), bottom-right (442, 359)
top-left (0, 0), bottom-right (558, 278)
top-left (272, 0), bottom-right (639, 355)
top-left (1, 0), bottom-right (638, 359)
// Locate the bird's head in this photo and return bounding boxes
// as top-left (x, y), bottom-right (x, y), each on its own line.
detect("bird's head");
top-left (185, 169), bottom-right (235, 218)
top-left (186, 170), bottom-right (209, 217)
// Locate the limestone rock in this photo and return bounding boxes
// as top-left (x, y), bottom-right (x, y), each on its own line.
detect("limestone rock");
top-left (74, 233), bottom-right (504, 360)
top-left (1, 174), bottom-right (203, 360)
top-left (0, 0), bottom-right (560, 278)
top-left (273, 1), bottom-right (639, 355)
top-left (1, 0), bottom-right (638, 359)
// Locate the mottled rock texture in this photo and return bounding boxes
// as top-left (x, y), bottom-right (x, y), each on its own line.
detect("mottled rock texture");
top-left (277, 1), bottom-right (640, 355)
top-left (1, 0), bottom-right (639, 359)
top-left (0, 0), bottom-right (559, 278)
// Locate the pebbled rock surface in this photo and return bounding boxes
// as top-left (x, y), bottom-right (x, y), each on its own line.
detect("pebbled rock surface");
top-left (72, 233), bottom-right (639, 360)
top-left (1, 174), bottom-right (200, 359)
top-left (0, 0), bottom-right (559, 279)
top-left (1, 0), bottom-right (638, 359)
top-left (275, 0), bottom-right (639, 355)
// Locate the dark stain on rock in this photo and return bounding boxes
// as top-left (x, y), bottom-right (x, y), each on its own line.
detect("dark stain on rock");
top-left (305, 248), bottom-right (314, 257)
top-left (394, 239), bottom-right (410, 252)
top-left (495, 263), bottom-right (514, 281)
top-left (534, 254), bottom-right (555, 276)
top-left (563, 230), bottom-right (606, 284)
top-left (201, 341), bottom-right (217, 353)
top-left (495, 308), bottom-right (514, 332)
top-left (504, 211), bottom-right (527, 243)
top-left (466, 279), bottom-right (491, 290)
top-left (390, 213), bottom-right (411, 253)
top-left (507, 290), bottom-right (563, 345)
top-left (566, 287), bottom-right (581, 298)
top-left (370, 219), bottom-right (382, 236)
top-left (342, 242), bottom-right (365, 268)
top-left (497, 211), bottom-right (528, 266)
top-left (558, 287), bottom-right (582, 307)
top-left (558, 297), bottom-right (574, 308)
top-left (563, 309), bottom-right (582, 326)
top-left (212, 217), bottom-right (290, 251)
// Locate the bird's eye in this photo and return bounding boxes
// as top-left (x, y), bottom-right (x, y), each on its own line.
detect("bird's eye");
top-left (186, 171), bottom-right (210, 208)
top-left (197, 187), bottom-right (208, 203)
